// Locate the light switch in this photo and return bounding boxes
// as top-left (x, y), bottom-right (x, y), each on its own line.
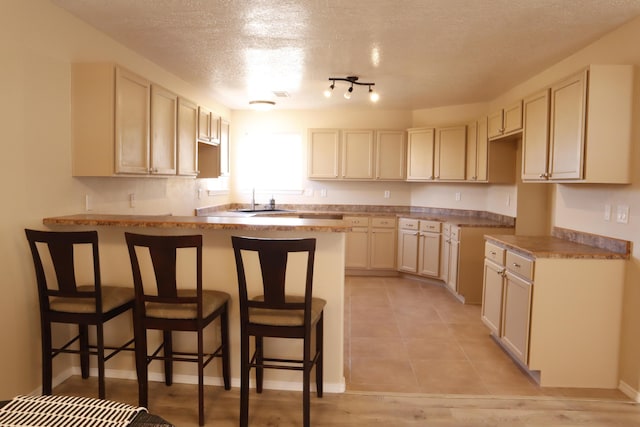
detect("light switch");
top-left (604, 204), bottom-right (611, 221)
top-left (616, 205), bottom-right (629, 224)
top-left (384, 190), bottom-right (390, 198)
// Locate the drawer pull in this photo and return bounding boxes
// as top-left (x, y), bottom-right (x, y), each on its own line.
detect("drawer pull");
top-left (512, 262), bottom-right (521, 268)
top-left (490, 251), bottom-right (497, 255)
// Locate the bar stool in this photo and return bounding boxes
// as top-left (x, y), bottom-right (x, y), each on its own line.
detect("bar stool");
top-left (125, 232), bottom-right (230, 426)
top-left (231, 236), bottom-right (325, 427)
top-left (24, 229), bottom-right (135, 399)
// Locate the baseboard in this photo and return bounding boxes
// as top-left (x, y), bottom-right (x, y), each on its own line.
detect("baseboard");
top-left (619, 380), bottom-right (640, 402)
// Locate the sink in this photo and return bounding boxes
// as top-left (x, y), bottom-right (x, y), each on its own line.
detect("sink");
top-left (235, 208), bottom-right (293, 213)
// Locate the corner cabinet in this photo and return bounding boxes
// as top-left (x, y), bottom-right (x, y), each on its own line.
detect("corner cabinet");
top-left (488, 101), bottom-right (523, 140)
top-left (481, 238), bottom-right (626, 388)
top-left (466, 117), bottom-right (517, 183)
top-left (307, 129), bottom-right (405, 181)
top-left (521, 65), bottom-right (634, 183)
top-left (397, 218), bottom-right (442, 278)
top-left (406, 126), bottom-right (466, 182)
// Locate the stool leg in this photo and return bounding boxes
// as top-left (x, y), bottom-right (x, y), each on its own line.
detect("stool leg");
top-left (197, 328), bottom-right (204, 426)
top-left (135, 323), bottom-right (148, 408)
top-left (255, 336), bottom-right (264, 393)
top-left (303, 332), bottom-right (311, 427)
top-left (163, 331), bottom-right (173, 386)
top-left (316, 313), bottom-right (324, 397)
top-left (96, 323), bottom-right (106, 399)
top-left (79, 324), bottom-right (90, 379)
top-left (240, 329), bottom-right (250, 427)
top-left (221, 306), bottom-right (231, 390)
top-left (41, 319), bottom-right (53, 395)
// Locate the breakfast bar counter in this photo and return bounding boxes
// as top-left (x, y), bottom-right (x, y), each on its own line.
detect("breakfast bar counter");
top-left (42, 213), bottom-right (350, 393)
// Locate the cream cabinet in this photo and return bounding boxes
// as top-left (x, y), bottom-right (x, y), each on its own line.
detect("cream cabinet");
top-left (443, 224), bottom-right (460, 293)
top-left (375, 130), bottom-right (406, 180)
top-left (308, 129), bottom-right (405, 181)
top-left (197, 106), bottom-right (220, 144)
top-left (406, 126), bottom-right (466, 182)
top-left (397, 218), bottom-right (441, 278)
top-left (176, 98), bottom-right (198, 176)
top-left (345, 216), bottom-right (396, 272)
top-left (521, 65), bottom-right (634, 183)
top-left (481, 238), bottom-right (625, 388)
top-left (434, 126), bottom-right (466, 180)
top-left (488, 100), bottom-right (523, 140)
top-left (406, 128), bottom-right (435, 180)
top-left (150, 85), bottom-right (177, 175)
top-left (72, 63), bottom-right (151, 176)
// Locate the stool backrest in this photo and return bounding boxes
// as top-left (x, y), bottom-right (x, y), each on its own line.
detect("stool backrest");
top-left (25, 229), bottom-right (102, 313)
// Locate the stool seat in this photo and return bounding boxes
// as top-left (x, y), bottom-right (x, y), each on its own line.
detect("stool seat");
top-left (145, 289), bottom-right (230, 320)
top-left (249, 296), bottom-right (326, 327)
top-left (50, 286), bottom-right (135, 314)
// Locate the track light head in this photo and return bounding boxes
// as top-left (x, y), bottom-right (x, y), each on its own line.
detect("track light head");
top-left (369, 86), bottom-right (380, 102)
top-left (326, 76), bottom-right (378, 102)
top-left (344, 85), bottom-right (353, 99)
top-left (323, 81), bottom-right (335, 98)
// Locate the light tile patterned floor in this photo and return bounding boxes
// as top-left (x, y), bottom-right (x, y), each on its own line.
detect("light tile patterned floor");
top-left (344, 276), bottom-right (629, 400)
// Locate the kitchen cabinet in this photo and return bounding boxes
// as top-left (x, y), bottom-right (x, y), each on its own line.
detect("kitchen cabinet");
top-left (345, 216), bottom-right (396, 272)
top-left (488, 100), bottom-right (523, 140)
top-left (481, 236), bottom-right (626, 388)
top-left (466, 117), bottom-right (517, 183)
top-left (177, 97), bottom-right (198, 176)
top-left (307, 129), bottom-right (405, 181)
top-left (72, 63), bottom-right (151, 176)
top-left (150, 85), bottom-right (177, 175)
top-left (342, 130), bottom-right (375, 179)
top-left (197, 106), bottom-right (220, 144)
top-left (443, 224), bottom-right (460, 293)
top-left (521, 65), bottom-right (634, 183)
top-left (434, 126), bottom-right (466, 180)
top-left (406, 128), bottom-right (435, 180)
top-left (375, 130), bottom-right (406, 180)
top-left (406, 126), bottom-right (466, 182)
top-left (397, 218), bottom-right (441, 277)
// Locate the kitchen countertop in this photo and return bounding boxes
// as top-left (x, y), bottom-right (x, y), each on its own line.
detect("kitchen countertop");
top-left (42, 213), bottom-right (352, 232)
top-left (485, 234), bottom-right (630, 260)
top-left (396, 214), bottom-right (514, 228)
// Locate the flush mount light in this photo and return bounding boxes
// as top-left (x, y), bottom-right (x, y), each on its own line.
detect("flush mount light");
top-left (324, 76), bottom-right (379, 102)
top-left (249, 100), bottom-right (276, 111)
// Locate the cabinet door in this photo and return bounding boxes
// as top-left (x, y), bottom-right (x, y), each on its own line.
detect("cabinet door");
top-left (376, 130), bottom-right (405, 180)
top-left (549, 70), bottom-right (587, 180)
top-left (150, 85), bottom-right (177, 175)
top-left (308, 129), bottom-right (340, 179)
top-left (210, 113), bottom-right (221, 144)
top-left (522, 89), bottom-right (550, 181)
top-left (475, 116), bottom-right (488, 181)
top-left (177, 97), bottom-right (198, 176)
top-left (406, 128), bottom-right (435, 180)
top-left (502, 271), bottom-right (533, 364)
top-left (219, 119), bottom-right (230, 176)
top-left (446, 238), bottom-right (460, 293)
top-left (465, 120), bottom-right (478, 181)
top-left (198, 107), bottom-right (212, 142)
top-left (370, 227), bottom-right (397, 270)
top-left (345, 227), bottom-right (369, 268)
top-left (503, 101), bottom-right (523, 135)
top-left (487, 110), bottom-right (503, 140)
top-left (418, 232), bottom-right (440, 277)
top-left (342, 130), bottom-right (375, 179)
top-left (397, 228), bottom-right (419, 273)
top-left (115, 67), bottom-right (150, 174)
top-left (435, 125), bottom-right (466, 180)
top-left (481, 259), bottom-right (505, 335)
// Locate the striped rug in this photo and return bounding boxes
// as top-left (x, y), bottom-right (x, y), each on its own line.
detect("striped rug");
top-left (0, 395), bottom-right (146, 427)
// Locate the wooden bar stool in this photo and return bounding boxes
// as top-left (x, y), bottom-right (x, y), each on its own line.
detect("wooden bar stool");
top-left (231, 236), bottom-right (325, 427)
top-left (24, 229), bottom-right (135, 399)
top-left (125, 232), bottom-right (230, 426)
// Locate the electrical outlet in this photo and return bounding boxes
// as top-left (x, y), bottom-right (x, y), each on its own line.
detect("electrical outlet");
top-left (384, 190), bottom-right (390, 199)
top-left (129, 193), bottom-right (136, 208)
top-left (604, 204), bottom-right (611, 221)
top-left (198, 188), bottom-right (203, 200)
top-left (84, 195), bottom-right (91, 211)
top-left (616, 205), bottom-right (629, 224)
top-left (320, 189), bottom-right (327, 197)
top-left (455, 192), bottom-right (461, 201)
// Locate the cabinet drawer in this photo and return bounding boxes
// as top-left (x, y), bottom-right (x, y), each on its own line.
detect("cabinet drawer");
top-left (398, 218), bottom-right (419, 230)
top-left (506, 251), bottom-right (534, 281)
top-left (345, 216), bottom-right (370, 227)
top-left (485, 242), bottom-right (506, 265)
top-left (371, 217), bottom-right (396, 228)
top-left (419, 220), bottom-right (441, 233)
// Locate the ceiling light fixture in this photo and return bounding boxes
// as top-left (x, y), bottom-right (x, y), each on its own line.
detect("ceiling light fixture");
top-left (324, 76), bottom-right (378, 102)
top-left (248, 100), bottom-right (276, 111)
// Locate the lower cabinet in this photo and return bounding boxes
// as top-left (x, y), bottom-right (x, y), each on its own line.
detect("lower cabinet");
top-left (481, 238), bottom-right (625, 388)
top-left (397, 218), bottom-right (441, 277)
top-left (345, 216), bottom-right (396, 272)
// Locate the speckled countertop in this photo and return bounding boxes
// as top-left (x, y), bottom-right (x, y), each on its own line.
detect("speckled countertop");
top-left (485, 229), bottom-right (630, 260)
top-left (42, 214), bottom-right (351, 232)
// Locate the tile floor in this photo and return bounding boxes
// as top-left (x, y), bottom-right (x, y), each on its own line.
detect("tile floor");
top-left (344, 275), bottom-right (629, 400)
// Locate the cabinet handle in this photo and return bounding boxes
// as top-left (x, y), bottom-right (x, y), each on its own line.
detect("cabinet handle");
top-left (429, 175), bottom-right (434, 180)
top-left (435, 175), bottom-right (440, 179)
top-left (490, 251), bottom-right (496, 255)
top-left (512, 262), bottom-right (521, 268)
top-left (472, 176), bottom-right (477, 180)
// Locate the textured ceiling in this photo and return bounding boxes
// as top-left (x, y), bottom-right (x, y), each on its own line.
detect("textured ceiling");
top-left (52, 0), bottom-right (640, 111)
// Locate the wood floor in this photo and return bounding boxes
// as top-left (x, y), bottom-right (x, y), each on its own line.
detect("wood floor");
top-left (54, 276), bottom-right (640, 426)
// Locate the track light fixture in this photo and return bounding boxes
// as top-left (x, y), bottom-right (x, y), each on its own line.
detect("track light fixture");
top-left (324, 76), bottom-right (379, 102)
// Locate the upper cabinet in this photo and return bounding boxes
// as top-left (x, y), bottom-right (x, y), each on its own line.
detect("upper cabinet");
top-left (197, 106), bottom-right (220, 144)
top-left (522, 65), bottom-right (634, 183)
top-left (72, 64), bottom-right (151, 176)
top-left (488, 101), bottom-right (523, 140)
top-left (406, 126), bottom-right (466, 181)
top-left (150, 85), bottom-right (178, 175)
top-left (467, 116), bottom-right (517, 184)
top-left (307, 128), bottom-right (405, 181)
top-left (177, 97), bottom-right (198, 177)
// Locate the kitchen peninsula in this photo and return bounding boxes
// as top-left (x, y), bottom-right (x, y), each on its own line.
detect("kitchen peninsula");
top-left (43, 213), bottom-right (351, 393)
